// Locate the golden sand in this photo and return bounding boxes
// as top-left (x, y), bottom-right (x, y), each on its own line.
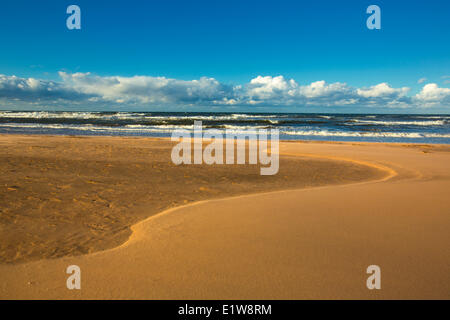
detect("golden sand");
top-left (0, 135), bottom-right (383, 264)
top-left (0, 135), bottom-right (449, 299)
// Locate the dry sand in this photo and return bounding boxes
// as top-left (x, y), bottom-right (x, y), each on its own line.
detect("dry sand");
top-left (0, 135), bottom-right (449, 299)
top-left (0, 135), bottom-right (381, 264)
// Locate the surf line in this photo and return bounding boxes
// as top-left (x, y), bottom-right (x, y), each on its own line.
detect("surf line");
top-left (171, 120), bottom-right (279, 175)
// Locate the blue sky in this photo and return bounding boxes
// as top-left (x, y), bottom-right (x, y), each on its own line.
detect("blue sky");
top-left (0, 0), bottom-right (449, 112)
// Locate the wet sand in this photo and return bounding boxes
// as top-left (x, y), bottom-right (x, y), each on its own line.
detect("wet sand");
top-left (0, 135), bottom-right (449, 299)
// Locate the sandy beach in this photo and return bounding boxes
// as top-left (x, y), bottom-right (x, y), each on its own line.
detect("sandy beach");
top-left (0, 135), bottom-right (449, 299)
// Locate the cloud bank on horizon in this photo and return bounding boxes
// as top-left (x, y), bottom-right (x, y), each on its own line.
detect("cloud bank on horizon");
top-left (1, 72), bottom-right (449, 111)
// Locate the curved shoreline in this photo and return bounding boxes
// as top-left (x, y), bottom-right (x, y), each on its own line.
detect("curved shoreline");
top-left (8, 150), bottom-right (395, 264)
top-left (0, 134), bottom-right (389, 265)
top-left (115, 151), bottom-right (397, 252)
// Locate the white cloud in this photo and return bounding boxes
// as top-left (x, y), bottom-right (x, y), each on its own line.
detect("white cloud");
top-left (1, 72), bottom-right (449, 110)
top-left (417, 77), bottom-right (427, 84)
top-left (357, 83), bottom-right (409, 98)
top-left (441, 75), bottom-right (450, 85)
top-left (247, 75), bottom-right (298, 100)
top-left (414, 83), bottom-right (450, 106)
top-left (299, 80), bottom-right (351, 98)
top-left (58, 72), bottom-right (234, 104)
top-left (0, 74), bottom-right (88, 102)
top-left (245, 76), bottom-right (353, 106)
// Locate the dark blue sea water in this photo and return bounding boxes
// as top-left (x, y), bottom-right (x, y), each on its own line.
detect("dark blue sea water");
top-left (0, 111), bottom-right (449, 144)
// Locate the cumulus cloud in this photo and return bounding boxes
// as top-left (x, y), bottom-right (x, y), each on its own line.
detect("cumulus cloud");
top-left (0, 72), bottom-right (449, 109)
top-left (246, 75), bottom-right (298, 100)
top-left (58, 72), bottom-right (235, 105)
top-left (299, 80), bottom-right (350, 98)
top-left (353, 83), bottom-right (410, 108)
top-left (414, 83), bottom-right (450, 106)
top-left (0, 74), bottom-right (89, 102)
top-left (356, 83), bottom-right (409, 98)
top-left (244, 76), bottom-right (354, 106)
top-left (298, 80), bottom-right (356, 106)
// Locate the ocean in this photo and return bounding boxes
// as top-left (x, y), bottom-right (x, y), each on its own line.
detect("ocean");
top-left (0, 111), bottom-right (449, 144)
